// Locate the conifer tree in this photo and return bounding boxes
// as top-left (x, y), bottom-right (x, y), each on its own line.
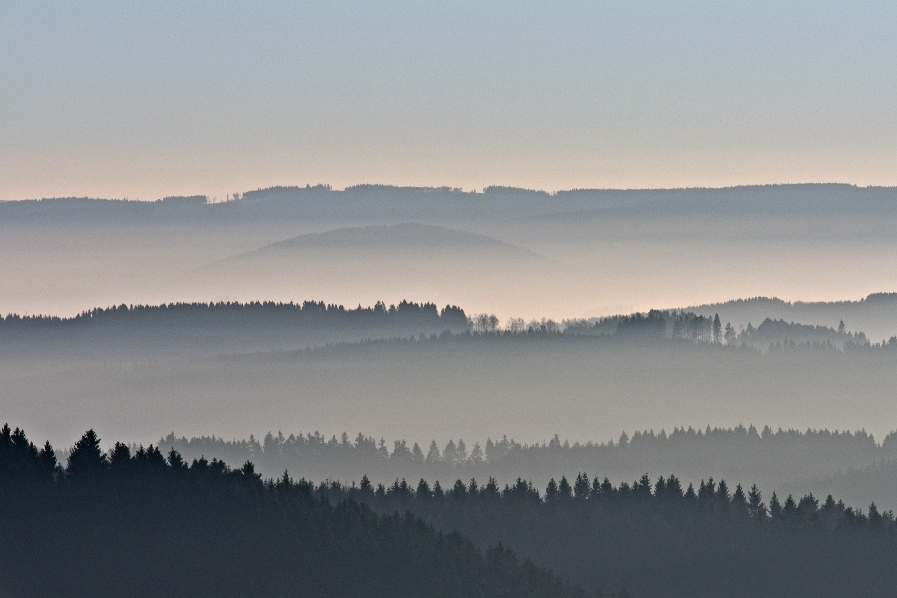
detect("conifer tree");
top-left (748, 485), bottom-right (766, 519)
top-left (558, 476), bottom-right (573, 499)
top-left (66, 429), bottom-right (107, 480)
top-left (712, 314), bottom-right (722, 343)
top-left (545, 478), bottom-right (559, 501)
top-left (782, 494), bottom-right (798, 518)
top-left (574, 473), bottom-right (591, 499)
top-left (732, 484), bottom-right (747, 511)
top-left (769, 492), bottom-right (782, 519)
top-left (37, 441), bottom-right (58, 475)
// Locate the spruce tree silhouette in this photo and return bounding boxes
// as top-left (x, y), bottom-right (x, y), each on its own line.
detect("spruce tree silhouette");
top-left (37, 441), bottom-right (58, 475)
top-left (66, 429), bottom-right (107, 480)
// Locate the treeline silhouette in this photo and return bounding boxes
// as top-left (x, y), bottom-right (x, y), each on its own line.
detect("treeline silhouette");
top-left (6, 184), bottom-right (897, 223)
top-left (327, 470), bottom-right (897, 598)
top-left (160, 425), bottom-right (897, 500)
top-left (0, 299), bottom-right (466, 330)
top-left (564, 310), bottom-right (871, 349)
top-left (10, 425), bottom-right (897, 597)
top-left (0, 300), bottom-right (469, 359)
top-left (683, 293), bottom-right (897, 344)
top-left (0, 425), bottom-right (587, 598)
top-left (3, 300), bottom-right (889, 359)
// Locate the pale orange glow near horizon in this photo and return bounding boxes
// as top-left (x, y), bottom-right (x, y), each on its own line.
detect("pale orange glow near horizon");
top-left (2, 2), bottom-right (895, 202)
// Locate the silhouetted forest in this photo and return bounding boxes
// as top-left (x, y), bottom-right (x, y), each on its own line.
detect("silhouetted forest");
top-left (335, 470), bottom-right (897, 598)
top-left (6, 314), bottom-right (897, 494)
top-left (7, 424), bottom-right (897, 597)
top-left (6, 184), bottom-right (897, 338)
top-left (0, 300), bottom-right (468, 359)
top-left (0, 425), bottom-right (585, 598)
top-left (6, 184), bottom-right (897, 224)
top-left (160, 424), bottom-right (897, 510)
top-left (1, 300), bottom-right (887, 362)
top-left (684, 293), bottom-right (897, 343)
top-left (564, 309), bottom-right (870, 349)
top-left (0, 300), bottom-right (465, 329)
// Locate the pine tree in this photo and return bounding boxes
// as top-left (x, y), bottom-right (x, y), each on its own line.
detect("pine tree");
top-left (698, 478), bottom-right (716, 501)
top-left (545, 478), bottom-right (559, 501)
top-left (654, 475), bottom-right (667, 497)
top-left (666, 475), bottom-right (683, 498)
top-left (470, 442), bottom-right (484, 464)
top-left (167, 448), bottom-right (187, 471)
top-left (573, 473), bottom-right (590, 499)
top-left (716, 479), bottom-right (730, 503)
top-left (732, 484), bottom-right (747, 512)
top-left (783, 494), bottom-right (798, 518)
top-left (769, 492), bottom-right (782, 518)
top-left (724, 322), bottom-right (737, 345)
top-left (748, 485), bottom-right (766, 519)
top-left (66, 429), bottom-right (107, 480)
top-left (37, 441), bottom-right (58, 475)
top-left (109, 442), bottom-right (131, 471)
top-left (558, 476), bottom-right (572, 499)
top-left (425, 440), bottom-right (442, 465)
top-left (416, 478), bottom-right (432, 499)
top-left (635, 473), bottom-right (652, 498)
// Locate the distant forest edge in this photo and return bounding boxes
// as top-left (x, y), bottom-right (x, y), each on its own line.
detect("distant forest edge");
top-left (678, 293), bottom-right (897, 343)
top-left (0, 300), bottom-right (468, 331)
top-left (8, 424), bottom-right (897, 597)
top-left (4, 183), bottom-right (897, 221)
top-left (2, 298), bottom-right (895, 353)
top-left (154, 424), bottom-right (897, 509)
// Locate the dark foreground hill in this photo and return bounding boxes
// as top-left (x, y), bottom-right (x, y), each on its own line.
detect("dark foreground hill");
top-left (0, 425), bottom-right (585, 598)
top-left (325, 472), bottom-right (897, 598)
top-left (7, 425), bottom-right (897, 598)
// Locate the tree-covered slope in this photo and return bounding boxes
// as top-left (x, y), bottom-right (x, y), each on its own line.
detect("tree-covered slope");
top-left (0, 425), bottom-right (586, 598)
top-left (319, 472), bottom-right (897, 598)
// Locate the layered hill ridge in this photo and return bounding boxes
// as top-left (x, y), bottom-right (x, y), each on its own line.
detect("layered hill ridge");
top-left (231, 223), bottom-right (538, 260)
top-left (6, 183), bottom-right (897, 223)
top-left (680, 293), bottom-right (897, 342)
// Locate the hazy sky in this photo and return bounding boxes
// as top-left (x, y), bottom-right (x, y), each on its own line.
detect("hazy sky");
top-left (2, 1), bottom-right (895, 200)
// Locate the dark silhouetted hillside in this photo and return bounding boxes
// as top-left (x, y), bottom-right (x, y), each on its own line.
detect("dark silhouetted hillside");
top-left (0, 425), bottom-right (586, 598)
top-left (9, 423), bottom-right (897, 597)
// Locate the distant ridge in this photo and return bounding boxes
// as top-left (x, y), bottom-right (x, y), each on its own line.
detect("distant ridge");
top-left (231, 223), bottom-right (539, 260)
top-left (681, 292), bottom-right (897, 315)
top-left (5, 183), bottom-right (897, 223)
top-left (679, 293), bottom-right (897, 341)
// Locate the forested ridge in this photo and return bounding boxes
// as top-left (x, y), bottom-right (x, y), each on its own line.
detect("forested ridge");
top-left (329, 471), bottom-right (897, 598)
top-left (0, 425), bottom-right (586, 598)
top-left (159, 424), bottom-right (897, 492)
top-left (0, 300), bottom-right (467, 331)
top-left (2, 301), bottom-right (888, 352)
top-left (6, 184), bottom-right (897, 223)
top-left (0, 300), bottom-right (469, 359)
top-left (6, 424), bottom-right (897, 597)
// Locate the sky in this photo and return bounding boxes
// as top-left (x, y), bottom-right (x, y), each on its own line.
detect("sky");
top-left (1, 0), bottom-right (896, 201)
